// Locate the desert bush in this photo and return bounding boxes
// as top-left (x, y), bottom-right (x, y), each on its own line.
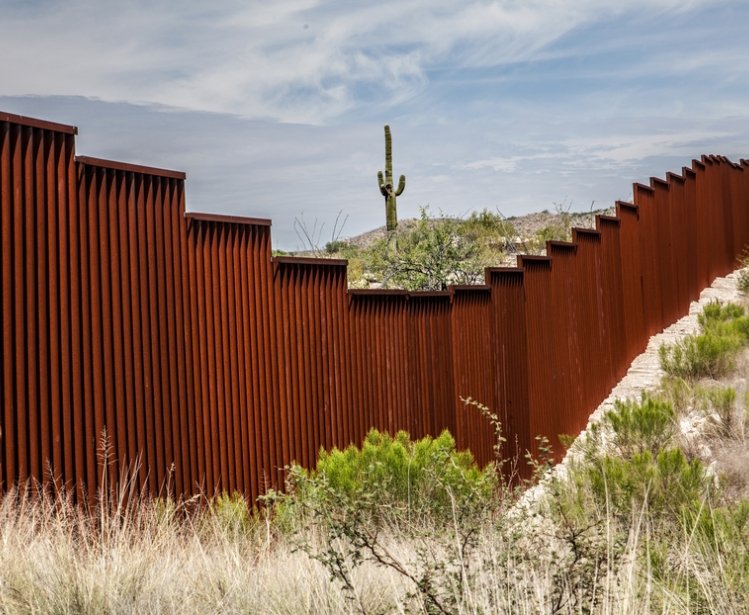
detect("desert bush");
top-left (659, 301), bottom-right (749, 379)
top-left (369, 207), bottom-right (485, 290)
top-left (608, 394), bottom-right (675, 457)
top-left (590, 449), bottom-right (707, 520)
top-left (584, 393), bottom-right (676, 459)
top-left (269, 429), bottom-right (500, 614)
top-left (276, 429), bottom-right (496, 529)
top-left (563, 394), bottom-right (706, 522)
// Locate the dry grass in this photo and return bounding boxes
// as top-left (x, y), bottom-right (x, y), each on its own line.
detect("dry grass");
top-left (0, 479), bottom-right (747, 614)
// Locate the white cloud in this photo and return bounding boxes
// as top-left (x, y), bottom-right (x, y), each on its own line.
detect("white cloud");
top-left (0, 0), bottom-right (730, 123)
top-left (2, 1), bottom-right (747, 249)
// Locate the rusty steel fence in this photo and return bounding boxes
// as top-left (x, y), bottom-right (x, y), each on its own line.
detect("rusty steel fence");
top-left (2, 111), bottom-right (749, 502)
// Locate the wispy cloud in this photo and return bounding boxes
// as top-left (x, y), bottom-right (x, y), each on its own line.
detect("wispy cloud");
top-left (2, 1), bottom-right (748, 248)
top-left (0, 0), bottom-right (732, 123)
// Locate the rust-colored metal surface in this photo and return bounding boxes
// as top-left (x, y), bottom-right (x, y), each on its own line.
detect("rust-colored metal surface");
top-left (450, 286), bottom-right (495, 465)
top-left (1, 110), bottom-right (748, 500)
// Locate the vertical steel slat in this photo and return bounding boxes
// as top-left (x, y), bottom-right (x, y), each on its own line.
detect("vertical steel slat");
top-left (666, 173), bottom-right (688, 317)
top-left (324, 269), bottom-right (338, 446)
top-left (0, 121), bottom-right (9, 489)
top-left (315, 267), bottom-right (331, 450)
top-left (66, 137), bottom-right (86, 499)
top-left (348, 296), bottom-right (363, 443)
top-left (309, 266), bottom-right (321, 456)
top-left (229, 227), bottom-right (249, 493)
top-left (596, 216), bottom-right (626, 382)
top-left (107, 170), bottom-right (128, 484)
top-left (86, 166), bottom-right (106, 491)
top-left (256, 228), bottom-right (277, 489)
top-left (633, 184), bottom-right (662, 336)
top-left (96, 167), bottom-right (117, 488)
top-left (615, 202), bottom-right (645, 362)
top-left (391, 298), bottom-right (401, 431)
top-left (650, 180), bottom-right (676, 328)
top-left (76, 165), bottom-right (95, 498)
top-left (180, 204), bottom-right (199, 494)
top-left (225, 227), bottom-right (243, 491)
top-left (152, 178), bottom-right (174, 492)
top-left (311, 267), bottom-right (323, 453)
top-left (170, 181), bottom-right (192, 493)
top-left (127, 174), bottom-right (148, 492)
top-left (190, 221), bottom-right (207, 493)
top-left (206, 225), bottom-right (225, 491)
top-left (55, 135), bottom-right (73, 488)
top-left (23, 127), bottom-right (38, 487)
top-left (682, 169), bottom-right (699, 303)
top-left (10, 127), bottom-right (28, 484)
top-left (273, 264), bottom-right (293, 469)
top-left (298, 268), bottom-right (315, 463)
top-left (16, 127), bottom-right (35, 484)
top-left (193, 221), bottom-right (214, 492)
top-left (237, 226), bottom-right (258, 499)
top-left (137, 176), bottom-right (158, 495)
top-left (519, 257), bottom-right (553, 459)
top-left (692, 160), bottom-right (709, 289)
top-left (160, 179), bottom-right (183, 495)
top-left (249, 229), bottom-right (269, 492)
top-left (12, 126), bottom-right (27, 486)
top-left (215, 225), bottom-right (233, 493)
top-left (143, 175), bottom-right (165, 491)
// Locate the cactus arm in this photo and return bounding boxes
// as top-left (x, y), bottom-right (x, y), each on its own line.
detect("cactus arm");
top-left (395, 174), bottom-right (406, 196)
top-left (378, 171), bottom-right (388, 196)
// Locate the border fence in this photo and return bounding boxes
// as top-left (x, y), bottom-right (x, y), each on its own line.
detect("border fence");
top-left (2, 111), bottom-right (748, 502)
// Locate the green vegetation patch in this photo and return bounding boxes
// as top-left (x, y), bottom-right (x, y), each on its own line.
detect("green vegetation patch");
top-left (659, 300), bottom-right (749, 379)
top-left (274, 429), bottom-right (497, 529)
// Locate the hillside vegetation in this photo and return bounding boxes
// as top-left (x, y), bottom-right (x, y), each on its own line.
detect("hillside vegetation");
top-left (288, 204), bottom-right (614, 290)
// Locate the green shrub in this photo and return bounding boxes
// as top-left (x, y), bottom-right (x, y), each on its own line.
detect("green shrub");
top-left (369, 207), bottom-right (485, 290)
top-left (324, 239), bottom-right (347, 254)
top-left (277, 429), bottom-right (496, 527)
top-left (605, 394), bottom-right (676, 457)
top-left (698, 300), bottom-right (749, 332)
top-left (592, 448), bottom-right (707, 519)
top-left (659, 301), bottom-right (749, 379)
top-left (566, 395), bottom-right (705, 521)
top-left (584, 394), bottom-right (676, 461)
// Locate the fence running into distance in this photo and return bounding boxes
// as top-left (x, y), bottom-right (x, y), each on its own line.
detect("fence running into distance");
top-left (2, 110), bottom-right (748, 502)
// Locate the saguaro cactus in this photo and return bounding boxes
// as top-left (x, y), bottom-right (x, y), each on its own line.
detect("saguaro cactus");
top-left (377, 125), bottom-right (406, 231)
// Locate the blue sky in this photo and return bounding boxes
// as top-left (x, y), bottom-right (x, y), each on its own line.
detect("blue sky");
top-left (2, 0), bottom-right (748, 249)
